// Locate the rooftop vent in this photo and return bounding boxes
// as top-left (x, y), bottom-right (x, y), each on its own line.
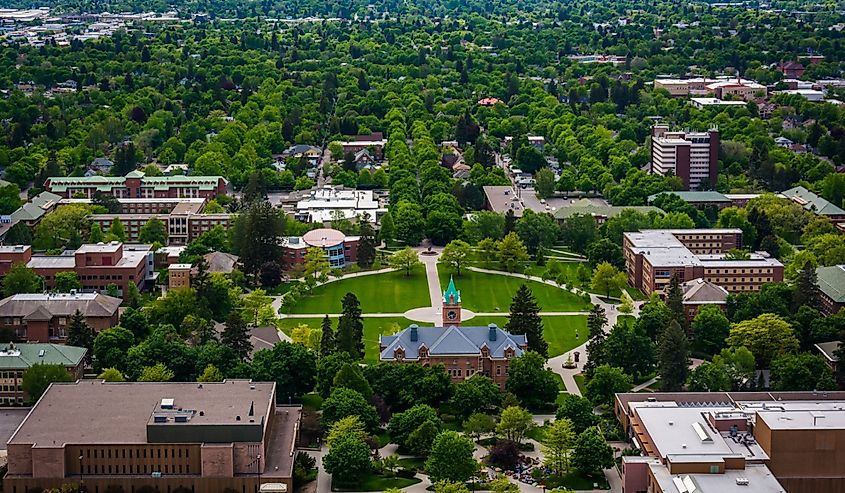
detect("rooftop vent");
top-left (735, 478), bottom-right (749, 486)
top-left (153, 415), bottom-right (167, 423)
top-left (692, 422), bottom-right (713, 442)
top-left (174, 415), bottom-right (188, 423)
top-left (160, 398), bottom-right (175, 409)
top-left (38, 349), bottom-right (45, 357)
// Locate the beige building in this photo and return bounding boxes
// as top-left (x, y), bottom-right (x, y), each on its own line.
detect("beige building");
top-left (168, 263), bottom-right (192, 290)
top-left (4, 380), bottom-right (300, 493)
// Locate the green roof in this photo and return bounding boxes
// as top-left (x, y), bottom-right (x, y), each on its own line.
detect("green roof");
top-left (46, 171), bottom-right (227, 193)
top-left (647, 191), bottom-right (731, 204)
top-left (817, 265), bottom-right (845, 304)
top-left (553, 199), bottom-right (662, 220)
top-left (443, 275), bottom-right (461, 303)
top-left (781, 186), bottom-right (845, 217)
top-left (0, 343), bottom-right (86, 369)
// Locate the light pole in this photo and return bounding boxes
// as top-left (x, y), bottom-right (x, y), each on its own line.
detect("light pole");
top-left (79, 454), bottom-right (84, 492)
top-left (256, 454), bottom-right (262, 492)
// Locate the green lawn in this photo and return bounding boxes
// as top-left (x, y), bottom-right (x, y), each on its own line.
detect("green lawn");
top-left (438, 267), bottom-right (590, 313)
top-left (286, 266), bottom-right (430, 314)
top-left (332, 473), bottom-right (421, 492)
top-left (463, 315), bottom-right (586, 358)
top-left (279, 316), bottom-right (418, 363)
top-left (573, 374), bottom-right (587, 395)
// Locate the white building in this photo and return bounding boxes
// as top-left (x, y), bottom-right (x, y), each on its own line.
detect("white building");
top-left (650, 125), bottom-right (719, 190)
top-left (294, 186), bottom-right (385, 224)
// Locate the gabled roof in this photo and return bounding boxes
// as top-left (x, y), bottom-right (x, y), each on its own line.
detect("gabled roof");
top-left (554, 199), bottom-right (662, 220)
top-left (816, 340), bottom-right (841, 363)
top-left (443, 275), bottom-right (461, 303)
top-left (0, 293), bottom-right (122, 319)
top-left (202, 252), bottom-right (239, 274)
top-left (680, 278), bottom-right (728, 304)
top-left (10, 191), bottom-right (62, 222)
top-left (0, 343), bottom-right (86, 369)
top-left (379, 324), bottom-right (527, 360)
top-left (780, 186), bottom-right (845, 216)
top-left (817, 265), bottom-right (845, 304)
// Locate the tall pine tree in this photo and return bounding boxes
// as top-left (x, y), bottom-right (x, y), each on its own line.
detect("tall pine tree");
top-left (222, 310), bottom-right (252, 360)
top-left (505, 284), bottom-right (547, 357)
top-left (336, 293), bottom-right (364, 359)
top-left (657, 320), bottom-right (689, 391)
top-left (357, 213), bottom-right (377, 269)
top-left (584, 304), bottom-right (607, 377)
top-left (66, 309), bottom-right (94, 364)
top-left (665, 274), bottom-right (685, 328)
top-left (319, 315), bottom-right (336, 357)
top-left (793, 260), bottom-right (821, 310)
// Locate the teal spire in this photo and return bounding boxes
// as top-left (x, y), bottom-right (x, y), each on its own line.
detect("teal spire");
top-left (443, 275), bottom-right (461, 304)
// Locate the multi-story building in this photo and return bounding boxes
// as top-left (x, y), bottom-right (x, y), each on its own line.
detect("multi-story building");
top-left (650, 125), bottom-right (720, 190)
top-left (18, 242), bottom-right (155, 296)
top-left (706, 77), bottom-right (768, 100)
top-left (816, 265), bottom-right (845, 315)
top-left (653, 77), bottom-right (718, 97)
top-left (168, 264), bottom-right (192, 290)
top-left (0, 343), bottom-right (86, 405)
top-left (338, 132), bottom-right (387, 161)
top-left (623, 229), bottom-right (783, 295)
top-left (680, 278), bottom-right (728, 321)
top-left (44, 170), bottom-right (228, 199)
top-left (0, 292), bottom-right (121, 342)
top-left (379, 278), bottom-right (528, 388)
top-left (615, 391), bottom-right (845, 493)
top-left (780, 186), bottom-right (845, 231)
top-left (0, 245), bottom-right (33, 276)
top-left (554, 199), bottom-right (662, 225)
top-left (281, 228), bottom-right (359, 270)
top-left (293, 187), bottom-right (384, 224)
top-left (4, 380), bottom-right (300, 493)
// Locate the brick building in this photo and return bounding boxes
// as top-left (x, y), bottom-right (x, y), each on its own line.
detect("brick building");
top-left (0, 245), bottom-right (33, 276)
top-left (0, 343), bottom-right (86, 405)
top-left (379, 279), bottom-right (527, 388)
top-left (281, 228), bottom-right (359, 269)
top-left (4, 380), bottom-right (300, 493)
top-left (623, 229), bottom-right (783, 295)
top-left (816, 265), bottom-right (845, 315)
top-left (650, 125), bottom-right (719, 190)
top-left (0, 292), bottom-right (121, 342)
top-left (44, 170), bottom-right (228, 199)
top-left (338, 132), bottom-right (387, 161)
top-left (168, 264), bottom-right (192, 290)
top-left (615, 391), bottom-right (845, 493)
top-left (680, 278), bottom-right (728, 322)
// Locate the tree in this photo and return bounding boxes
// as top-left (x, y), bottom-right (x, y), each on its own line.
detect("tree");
top-left (496, 405), bottom-right (534, 444)
top-left (425, 431), bottom-right (477, 483)
top-left (560, 214), bottom-right (598, 254)
top-left (241, 289), bottom-right (276, 327)
top-left (793, 260), bottom-right (821, 310)
top-left (259, 261), bottom-right (283, 288)
top-left (603, 323), bottom-right (655, 379)
top-left (388, 247), bottom-right (420, 276)
top-left (22, 364), bottom-right (73, 403)
top-left (326, 416), bottom-right (368, 448)
top-left (291, 323), bottom-right (321, 351)
top-left (584, 304), bottom-right (608, 376)
top-left (770, 353), bottom-right (835, 391)
top-left (119, 307), bottom-right (149, 340)
top-left (317, 352), bottom-right (354, 397)
top-left (407, 419), bottom-right (440, 456)
top-left (463, 413), bottom-right (495, 440)
top-left (441, 240), bottom-right (471, 276)
top-left (108, 218), bottom-right (126, 242)
top-left (534, 168), bottom-right (556, 199)
top-left (97, 368), bottom-right (125, 382)
top-left (686, 361), bottom-right (732, 392)
top-left (590, 262), bottom-right (627, 298)
top-left (139, 363), bottom-right (175, 382)
top-left (336, 292), bottom-right (364, 359)
top-left (505, 351), bottom-right (559, 409)
top-left (393, 200), bottom-right (425, 245)
top-left (54, 272), bottom-right (81, 292)
top-left (319, 315), bottom-right (336, 357)
top-left (139, 218), bottom-right (168, 245)
top-left (488, 440), bottom-right (520, 470)
top-left (498, 232), bottom-right (529, 272)
top-left (504, 284), bottom-right (547, 356)
top-left (556, 394), bottom-right (598, 433)
top-left (665, 274), bottom-right (685, 326)
top-left (323, 435), bottom-right (372, 486)
top-left (515, 210), bottom-right (558, 255)
top-left (5, 222), bottom-right (33, 245)
top-left (388, 404), bottom-right (440, 448)
top-left (379, 211), bottom-right (395, 243)
top-left (88, 223), bottom-right (104, 243)
top-left (321, 387), bottom-right (379, 431)
top-left (221, 310), bottom-right (252, 360)
top-left (571, 426), bottom-right (614, 477)
top-left (304, 247), bottom-right (330, 281)
top-left (450, 375), bottom-right (501, 419)
top-left (543, 418), bottom-right (576, 475)
top-left (658, 320), bottom-right (689, 391)
top-left (92, 326), bottom-right (134, 372)
top-left (232, 200), bottom-right (286, 276)
top-left (197, 364), bottom-right (224, 382)
top-left (2, 263), bottom-right (42, 297)
top-left (585, 365), bottom-right (632, 407)
top-left (251, 342), bottom-right (317, 400)
top-left (66, 310), bottom-right (94, 361)
top-left (333, 362), bottom-right (373, 399)
top-left (727, 314), bottom-right (799, 367)
top-left (691, 305), bottom-right (730, 355)
top-left (357, 215), bottom-right (377, 268)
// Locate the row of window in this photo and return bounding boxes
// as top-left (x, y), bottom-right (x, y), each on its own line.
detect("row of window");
top-left (88, 447), bottom-right (190, 460)
top-left (704, 269), bottom-right (774, 275)
top-left (0, 397), bottom-right (23, 405)
top-left (82, 463), bottom-right (191, 475)
top-left (0, 384), bottom-right (22, 392)
top-left (0, 372), bottom-right (23, 379)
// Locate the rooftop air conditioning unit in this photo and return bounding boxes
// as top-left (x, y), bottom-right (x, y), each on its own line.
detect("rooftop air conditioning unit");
top-left (736, 478), bottom-right (749, 486)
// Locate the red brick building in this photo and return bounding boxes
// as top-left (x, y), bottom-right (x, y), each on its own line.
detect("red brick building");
top-left (0, 292), bottom-right (121, 342)
top-left (0, 246), bottom-right (33, 277)
top-left (44, 170), bottom-right (228, 200)
top-left (281, 228), bottom-right (359, 269)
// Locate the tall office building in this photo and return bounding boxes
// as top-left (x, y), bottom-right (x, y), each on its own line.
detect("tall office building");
top-left (650, 125), bottom-right (720, 190)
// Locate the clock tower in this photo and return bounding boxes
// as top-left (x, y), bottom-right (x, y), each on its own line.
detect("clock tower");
top-left (442, 275), bottom-right (462, 327)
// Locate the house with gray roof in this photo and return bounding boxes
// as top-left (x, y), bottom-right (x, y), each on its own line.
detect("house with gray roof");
top-left (554, 198), bottom-right (662, 224)
top-left (817, 265), bottom-right (845, 315)
top-left (780, 186), bottom-right (845, 228)
top-left (680, 278), bottom-right (728, 321)
top-left (379, 323), bottom-right (527, 388)
top-left (0, 292), bottom-right (121, 343)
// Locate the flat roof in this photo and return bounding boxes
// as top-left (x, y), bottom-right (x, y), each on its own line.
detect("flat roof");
top-left (10, 380), bottom-right (275, 445)
top-left (649, 463), bottom-right (786, 493)
top-left (482, 186), bottom-right (524, 217)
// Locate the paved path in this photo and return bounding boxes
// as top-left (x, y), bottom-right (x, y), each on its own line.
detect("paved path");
top-left (418, 248), bottom-right (444, 308)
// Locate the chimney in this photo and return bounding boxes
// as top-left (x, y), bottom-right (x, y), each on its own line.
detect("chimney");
top-left (410, 324), bottom-right (418, 342)
top-left (488, 323), bottom-right (498, 342)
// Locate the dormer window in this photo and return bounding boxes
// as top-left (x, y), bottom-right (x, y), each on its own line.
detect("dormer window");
top-left (419, 345), bottom-right (428, 358)
top-left (394, 348), bottom-right (405, 361)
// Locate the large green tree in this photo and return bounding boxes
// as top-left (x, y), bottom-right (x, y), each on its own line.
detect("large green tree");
top-left (336, 292), bottom-right (364, 359)
top-left (504, 284), bottom-right (547, 356)
top-left (425, 431), bottom-right (477, 484)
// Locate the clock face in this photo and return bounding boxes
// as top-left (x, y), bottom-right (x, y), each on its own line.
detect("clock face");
top-left (447, 310), bottom-right (457, 320)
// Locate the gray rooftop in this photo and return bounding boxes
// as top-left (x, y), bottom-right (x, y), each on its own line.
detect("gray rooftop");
top-left (649, 463), bottom-right (786, 493)
top-left (780, 186), bottom-right (845, 216)
top-left (380, 324), bottom-right (527, 360)
top-left (482, 186), bottom-right (525, 217)
top-left (0, 292), bottom-right (122, 320)
top-left (648, 191), bottom-right (731, 204)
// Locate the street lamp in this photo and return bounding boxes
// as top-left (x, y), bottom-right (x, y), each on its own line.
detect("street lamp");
top-left (256, 454), bottom-right (262, 492)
